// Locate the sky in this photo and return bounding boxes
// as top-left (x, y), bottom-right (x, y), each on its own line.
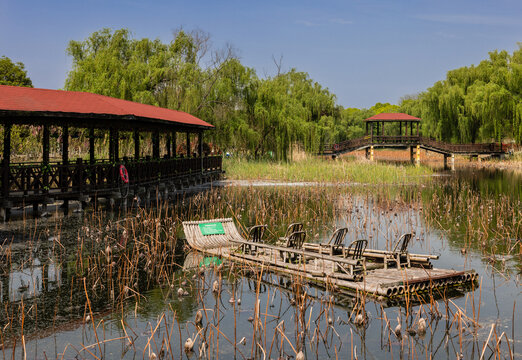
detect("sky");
top-left (1, 0), bottom-right (521, 108)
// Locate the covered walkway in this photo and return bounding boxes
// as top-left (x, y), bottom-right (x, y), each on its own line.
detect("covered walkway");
top-left (0, 85), bottom-right (222, 220)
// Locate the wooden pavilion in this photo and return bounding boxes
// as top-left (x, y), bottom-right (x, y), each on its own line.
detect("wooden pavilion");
top-left (365, 113), bottom-right (420, 140)
top-left (0, 85), bottom-right (222, 220)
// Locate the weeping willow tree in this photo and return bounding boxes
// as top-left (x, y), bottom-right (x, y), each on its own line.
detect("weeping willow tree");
top-left (401, 44), bottom-right (522, 144)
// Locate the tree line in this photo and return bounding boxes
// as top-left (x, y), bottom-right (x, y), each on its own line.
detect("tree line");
top-left (2, 29), bottom-right (520, 160)
top-left (400, 44), bottom-right (522, 144)
top-left (63, 28), bottom-right (403, 159)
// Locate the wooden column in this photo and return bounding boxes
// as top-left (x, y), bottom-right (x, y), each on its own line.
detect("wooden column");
top-left (410, 122), bottom-right (413, 136)
top-left (186, 132), bottom-right (191, 157)
top-left (166, 134), bottom-right (171, 158)
top-left (399, 121), bottom-right (402, 136)
top-left (42, 125), bottom-right (50, 193)
top-left (61, 126), bottom-right (69, 214)
top-left (152, 131), bottom-right (160, 159)
top-left (172, 131), bottom-right (177, 157)
top-left (199, 131), bottom-right (203, 171)
top-left (89, 128), bottom-right (95, 164)
top-left (109, 129), bottom-right (115, 162)
top-left (114, 130), bottom-right (119, 162)
top-left (417, 122), bottom-right (419, 137)
top-left (134, 130), bottom-right (140, 160)
top-left (62, 126), bottom-right (69, 165)
top-left (2, 122), bottom-right (11, 203)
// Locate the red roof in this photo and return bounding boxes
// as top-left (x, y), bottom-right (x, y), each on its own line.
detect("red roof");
top-left (0, 85), bottom-right (213, 128)
top-left (365, 113), bottom-right (420, 121)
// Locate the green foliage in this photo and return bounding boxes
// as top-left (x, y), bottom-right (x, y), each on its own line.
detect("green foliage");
top-left (66, 28), bottom-right (424, 159)
top-left (400, 44), bottom-right (522, 144)
top-left (0, 56), bottom-right (33, 87)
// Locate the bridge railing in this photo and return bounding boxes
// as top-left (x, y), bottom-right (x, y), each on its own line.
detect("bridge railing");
top-left (420, 138), bottom-right (503, 154)
top-left (1, 155), bottom-right (223, 198)
top-left (323, 137), bottom-right (370, 153)
top-left (371, 135), bottom-right (420, 144)
top-left (324, 135), bottom-right (504, 155)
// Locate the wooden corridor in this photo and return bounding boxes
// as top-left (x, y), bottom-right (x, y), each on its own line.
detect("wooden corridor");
top-left (0, 85), bottom-right (223, 220)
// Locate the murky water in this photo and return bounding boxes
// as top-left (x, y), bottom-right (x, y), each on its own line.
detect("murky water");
top-left (0, 166), bottom-right (520, 359)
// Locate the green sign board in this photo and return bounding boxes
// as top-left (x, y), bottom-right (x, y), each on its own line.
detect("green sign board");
top-left (199, 257), bottom-right (223, 267)
top-left (199, 222), bottom-right (225, 235)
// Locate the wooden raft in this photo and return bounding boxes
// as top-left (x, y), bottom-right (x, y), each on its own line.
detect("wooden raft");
top-left (182, 218), bottom-right (477, 298)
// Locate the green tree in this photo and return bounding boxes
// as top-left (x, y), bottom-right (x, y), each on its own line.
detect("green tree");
top-left (0, 56), bottom-right (33, 87)
top-left (401, 43), bottom-right (522, 144)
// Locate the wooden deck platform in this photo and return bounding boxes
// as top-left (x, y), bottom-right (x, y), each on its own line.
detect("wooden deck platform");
top-left (182, 219), bottom-right (478, 300)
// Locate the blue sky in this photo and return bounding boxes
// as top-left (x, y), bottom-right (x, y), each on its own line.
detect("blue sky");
top-left (1, 0), bottom-right (521, 108)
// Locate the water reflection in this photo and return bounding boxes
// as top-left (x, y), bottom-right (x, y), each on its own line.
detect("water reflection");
top-left (4, 259), bottom-right (61, 302)
top-left (0, 166), bottom-right (520, 358)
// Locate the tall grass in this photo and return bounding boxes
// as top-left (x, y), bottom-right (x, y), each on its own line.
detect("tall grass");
top-left (223, 157), bottom-right (432, 184)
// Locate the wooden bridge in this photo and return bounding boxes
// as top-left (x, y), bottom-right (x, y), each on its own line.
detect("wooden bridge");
top-left (323, 113), bottom-right (505, 160)
top-left (0, 85), bottom-right (223, 220)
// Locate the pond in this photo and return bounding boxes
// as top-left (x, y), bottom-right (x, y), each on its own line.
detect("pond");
top-left (0, 166), bottom-right (520, 359)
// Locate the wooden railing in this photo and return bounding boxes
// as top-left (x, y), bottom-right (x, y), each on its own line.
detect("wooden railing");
top-left (419, 138), bottom-right (503, 154)
top-left (1, 155), bottom-right (222, 198)
top-left (324, 135), bottom-right (505, 155)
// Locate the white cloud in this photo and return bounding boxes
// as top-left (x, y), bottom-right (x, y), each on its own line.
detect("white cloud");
top-left (330, 18), bottom-right (353, 25)
top-left (414, 14), bottom-right (520, 26)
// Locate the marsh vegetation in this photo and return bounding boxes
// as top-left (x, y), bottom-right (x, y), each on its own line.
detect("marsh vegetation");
top-left (0, 165), bottom-right (519, 359)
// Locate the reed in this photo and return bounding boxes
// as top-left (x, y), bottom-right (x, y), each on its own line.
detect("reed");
top-left (223, 157), bottom-right (432, 184)
top-left (0, 179), bottom-right (517, 359)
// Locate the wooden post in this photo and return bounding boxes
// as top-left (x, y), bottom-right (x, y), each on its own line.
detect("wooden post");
top-left (114, 130), bottom-right (119, 162)
top-left (42, 124), bottom-right (50, 193)
top-left (199, 131), bottom-right (203, 171)
top-left (109, 129), bottom-right (115, 162)
top-left (153, 131), bottom-right (160, 159)
top-left (89, 128), bottom-right (95, 164)
top-left (62, 126), bottom-right (69, 165)
top-left (416, 122), bottom-right (419, 137)
top-left (134, 130), bottom-right (140, 160)
top-left (399, 121), bottom-right (402, 136)
top-left (62, 126), bottom-right (69, 214)
top-left (370, 122), bottom-right (374, 142)
top-left (172, 131), bottom-right (177, 157)
top-left (2, 122), bottom-right (11, 220)
top-left (186, 132), bottom-right (191, 157)
top-left (410, 146), bottom-right (414, 163)
top-left (166, 134), bottom-right (171, 158)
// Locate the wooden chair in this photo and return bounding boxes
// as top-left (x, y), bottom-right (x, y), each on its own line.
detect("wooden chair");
top-left (329, 227), bottom-right (349, 255)
top-left (336, 239), bottom-right (368, 276)
top-left (277, 223), bottom-right (304, 245)
top-left (384, 233), bottom-right (412, 269)
top-left (281, 230), bottom-right (307, 263)
top-left (245, 224), bottom-right (267, 255)
top-left (304, 227), bottom-right (348, 256)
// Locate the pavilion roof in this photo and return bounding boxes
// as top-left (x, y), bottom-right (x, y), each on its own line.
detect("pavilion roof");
top-left (0, 85), bottom-right (213, 129)
top-left (365, 113), bottom-right (420, 122)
